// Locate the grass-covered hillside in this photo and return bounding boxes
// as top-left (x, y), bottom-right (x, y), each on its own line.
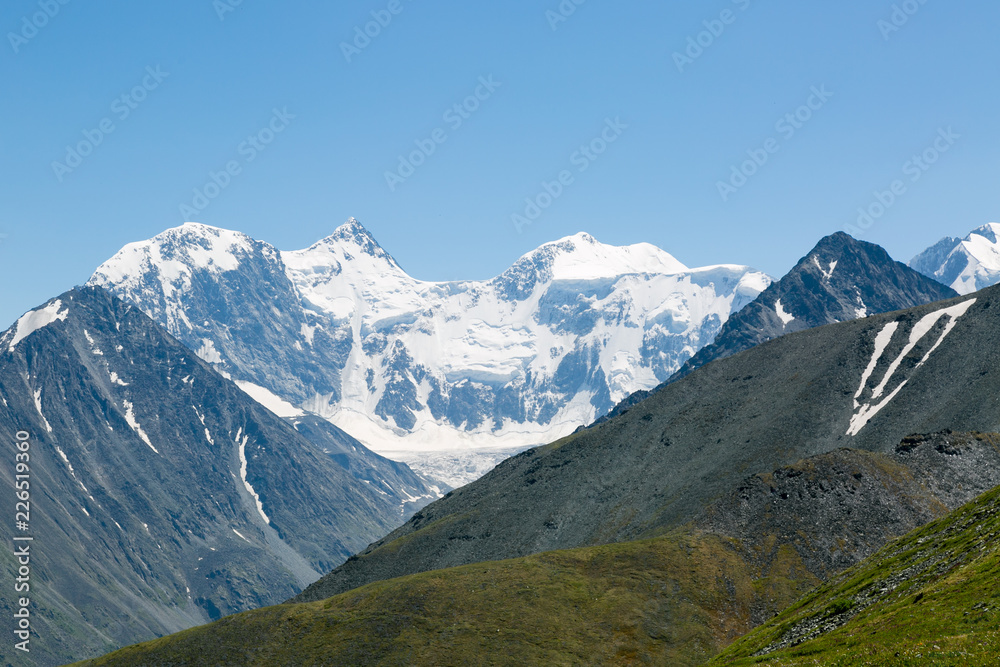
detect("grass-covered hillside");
top-left (73, 528), bottom-right (817, 666)
top-left (712, 482), bottom-right (1000, 665)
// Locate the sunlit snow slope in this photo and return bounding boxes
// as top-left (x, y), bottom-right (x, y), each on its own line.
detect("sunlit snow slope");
top-left (911, 223), bottom-right (1000, 294)
top-left (90, 220), bottom-right (770, 476)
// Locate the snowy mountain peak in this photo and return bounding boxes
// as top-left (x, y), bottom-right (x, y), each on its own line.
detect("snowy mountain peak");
top-left (93, 223), bottom-right (263, 285)
top-left (971, 222), bottom-right (1000, 243)
top-left (543, 232), bottom-right (688, 278)
top-left (298, 218), bottom-right (403, 273)
top-left (493, 232), bottom-right (690, 300)
top-left (89, 224), bottom-right (281, 335)
top-left (910, 223), bottom-right (1000, 295)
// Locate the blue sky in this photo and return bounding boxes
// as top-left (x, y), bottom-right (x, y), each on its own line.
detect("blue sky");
top-left (2, 0), bottom-right (997, 327)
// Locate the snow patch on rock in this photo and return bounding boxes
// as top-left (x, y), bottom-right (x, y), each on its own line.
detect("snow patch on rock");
top-left (9, 300), bottom-right (69, 351)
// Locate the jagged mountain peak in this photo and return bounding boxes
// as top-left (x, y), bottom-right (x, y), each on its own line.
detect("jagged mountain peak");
top-left (288, 218), bottom-right (405, 280)
top-left (796, 231), bottom-right (897, 281)
top-left (973, 221), bottom-right (1000, 241)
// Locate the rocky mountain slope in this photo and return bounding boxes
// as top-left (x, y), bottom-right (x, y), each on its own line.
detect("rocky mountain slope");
top-left (0, 287), bottom-right (437, 666)
top-left (88, 220), bottom-right (770, 484)
top-left (602, 232), bottom-right (957, 420)
top-left (76, 432), bottom-right (1000, 667)
top-left (911, 222), bottom-right (1000, 294)
top-left (713, 465), bottom-right (1000, 665)
top-left (294, 285), bottom-right (1000, 602)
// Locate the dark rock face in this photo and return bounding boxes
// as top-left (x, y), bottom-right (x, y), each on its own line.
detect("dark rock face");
top-left (600, 233), bottom-right (958, 422)
top-left (0, 287), bottom-right (433, 666)
top-left (292, 286), bottom-right (1000, 603)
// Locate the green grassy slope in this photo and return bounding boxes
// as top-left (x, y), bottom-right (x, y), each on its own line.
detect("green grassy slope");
top-left (72, 528), bottom-right (818, 667)
top-left (712, 484), bottom-right (1000, 666)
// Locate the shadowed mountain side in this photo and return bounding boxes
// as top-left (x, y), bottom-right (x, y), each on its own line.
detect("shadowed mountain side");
top-left (0, 287), bottom-right (433, 666)
top-left (288, 414), bottom-right (447, 520)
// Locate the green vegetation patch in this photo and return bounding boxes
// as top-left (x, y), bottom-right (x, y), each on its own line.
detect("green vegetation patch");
top-left (711, 484), bottom-right (1000, 666)
top-left (74, 528), bottom-right (815, 667)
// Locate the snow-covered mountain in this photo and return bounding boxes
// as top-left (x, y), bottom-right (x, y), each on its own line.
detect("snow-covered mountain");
top-left (89, 220), bottom-right (770, 483)
top-left (910, 223), bottom-right (1000, 294)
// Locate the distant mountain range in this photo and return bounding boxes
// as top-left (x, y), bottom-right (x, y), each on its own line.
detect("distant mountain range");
top-left (910, 222), bottom-right (1000, 294)
top-left (0, 287), bottom-right (438, 666)
top-left (88, 220), bottom-right (770, 485)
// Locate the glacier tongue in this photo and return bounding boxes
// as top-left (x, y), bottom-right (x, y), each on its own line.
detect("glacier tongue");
top-left (89, 219), bottom-right (772, 462)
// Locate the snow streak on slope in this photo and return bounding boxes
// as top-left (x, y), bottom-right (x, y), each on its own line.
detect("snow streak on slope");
top-left (33, 388), bottom-right (53, 433)
top-left (123, 400), bottom-right (159, 453)
top-left (853, 321), bottom-right (899, 409)
top-left (774, 299), bottom-right (795, 326)
top-left (90, 220), bottom-right (772, 456)
top-left (238, 431), bottom-right (270, 524)
top-left (848, 299), bottom-right (976, 436)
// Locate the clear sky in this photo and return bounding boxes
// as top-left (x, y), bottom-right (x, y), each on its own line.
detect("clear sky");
top-left (2, 1), bottom-right (997, 327)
